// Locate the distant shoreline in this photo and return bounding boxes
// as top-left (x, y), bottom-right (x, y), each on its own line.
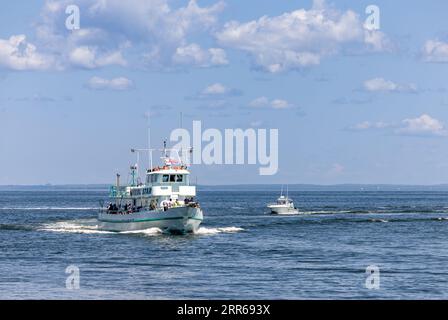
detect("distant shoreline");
top-left (2, 184), bottom-right (448, 191)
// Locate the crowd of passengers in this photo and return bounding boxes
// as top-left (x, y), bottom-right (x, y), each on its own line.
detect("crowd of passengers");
top-left (106, 197), bottom-right (195, 214)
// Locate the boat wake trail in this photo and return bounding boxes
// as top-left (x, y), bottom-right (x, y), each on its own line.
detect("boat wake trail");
top-left (39, 220), bottom-right (164, 236)
top-left (119, 228), bottom-right (163, 236)
top-left (194, 226), bottom-right (244, 235)
top-left (38, 220), bottom-right (114, 234)
top-left (0, 207), bottom-right (97, 211)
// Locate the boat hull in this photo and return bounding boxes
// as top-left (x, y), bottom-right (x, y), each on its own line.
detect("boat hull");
top-left (98, 206), bottom-right (203, 233)
top-left (268, 205), bottom-right (299, 215)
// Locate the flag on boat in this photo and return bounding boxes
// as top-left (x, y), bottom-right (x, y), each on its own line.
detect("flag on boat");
top-left (164, 157), bottom-right (179, 165)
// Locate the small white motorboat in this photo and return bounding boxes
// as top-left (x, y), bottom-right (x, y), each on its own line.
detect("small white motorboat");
top-left (267, 186), bottom-right (299, 215)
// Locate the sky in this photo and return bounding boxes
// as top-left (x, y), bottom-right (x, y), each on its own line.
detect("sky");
top-left (1, 0), bottom-right (448, 185)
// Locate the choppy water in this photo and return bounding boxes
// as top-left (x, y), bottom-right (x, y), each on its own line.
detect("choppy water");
top-left (1, 188), bottom-right (448, 299)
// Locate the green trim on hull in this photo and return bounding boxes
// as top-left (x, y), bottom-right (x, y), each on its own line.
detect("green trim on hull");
top-left (98, 216), bottom-right (203, 223)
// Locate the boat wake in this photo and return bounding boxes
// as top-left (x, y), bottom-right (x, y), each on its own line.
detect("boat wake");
top-left (39, 220), bottom-right (165, 236)
top-left (39, 220), bottom-right (243, 236)
top-left (0, 207), bottom-right (97, 211)
top-left (120, 228), bottom-right (163, 236)
top-left (194, 226), bottom-right (244, 235)
top-left (38, 220), bottom-right (114, 234)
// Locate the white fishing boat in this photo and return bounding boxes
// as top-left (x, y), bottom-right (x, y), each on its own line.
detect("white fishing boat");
top-left (98, 141), bottom-right (203, 234)
top-left (267, 186), bottom-right (299, 215)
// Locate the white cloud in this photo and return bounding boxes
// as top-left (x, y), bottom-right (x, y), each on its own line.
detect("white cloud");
top-left (363, 77), bottom-right (417, 93)
top-left (69, 46), bottom-right (126, 69)
top-left (0, 35), bottom-right (54, 70)
top-left (172, 43), bottom-right (228, 67)
top-left (351, 114), bottom-right (447, 137)
top-left (350, 121), bottom-right (390, 130)
top-left (195, 83), bottom-right (241, 99)
top-left (202, 83), bottom-right (228, 95)
top-left (364, 30), bottom-right (392, 52)
top-left (87, 76), bottom-right (133, 90)
top-left (249, 96), bottom-right (294, 109)
top-left (249, 96), bottom-right (270, 108)
top-left (1, 0), bottom-right (226, 71)
top-left (216, 0), bottom-right (390, 72)
top-left (422, 39), bottom-right (448, 63)
top-left (271, 99), bottom-right (292, 109)
top-left (397, 114), bottom-right (447, 137)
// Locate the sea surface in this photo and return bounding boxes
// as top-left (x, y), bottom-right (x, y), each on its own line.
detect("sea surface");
top-left (1, 187), bottom-right (448, 299)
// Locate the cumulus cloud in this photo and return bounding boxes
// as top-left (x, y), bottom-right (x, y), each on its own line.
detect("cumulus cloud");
top-left (69, 46), bottom-right (127, 69)
top-left (349, 121), bottom-right (390, 130)
top-left (363, 78), bottom-right (417, 93)
top-left (351, 114), bottom-right (447, 137)
top-left (249, 96), bottom-right (294, 109)
top-left (202, 83), bottom-right (228, 95)
top-left (422, 39), bottom-right (448, 63)
top-left (0, 35), bottom-right (54, 70)
top-left (87, 76), bottom-right (133, 90)
top-left (216, 0), bottom-right (391, 72)
top-left (249, 96), bottom-right (270, 108)
top-left (172, 43), bottom-right (228, 67)
top-left (0, 0), bottom-right (226, 71)
top-left (191, 83), bottom-right (241, 99)
top-left (364, 30), bottom-right (392, 52)
top-left (397, 114), bottom-right (447, 137)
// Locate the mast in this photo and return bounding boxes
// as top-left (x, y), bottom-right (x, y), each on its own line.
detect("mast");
top-left (180, 111), bottom-right (183, 129)
top-left (147, 110), bottom-right (152, 170)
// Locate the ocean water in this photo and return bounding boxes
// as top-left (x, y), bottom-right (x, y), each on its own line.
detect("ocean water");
top-left (1, 188), bottom-right (448, 299)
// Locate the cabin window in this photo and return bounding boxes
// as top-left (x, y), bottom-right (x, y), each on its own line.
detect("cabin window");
top-left (169, 175), bottom-right (176, 182)
top-left (176, 174), bottom-right (183, 182)
top-left (162, 175), bottom-right (169, 182)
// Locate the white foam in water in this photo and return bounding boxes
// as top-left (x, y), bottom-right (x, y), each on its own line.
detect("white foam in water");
top-left (39, 221), bottom-right (114, 234)
top-left (0, 207), bottom-right (97, 211)
top-left (39, 220), bottom-right (243, 236)
top-left (40, 221), bottom-right (163, 236)
top-left (370, 219), bottom-right (389, 223)
top-left (119, 228), bottom-right (163, 236)
top-left (195, 226), bottom-right (244, 235)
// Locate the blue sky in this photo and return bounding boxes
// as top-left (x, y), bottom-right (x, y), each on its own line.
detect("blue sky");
top-left (1, 0), bottom-right (448, 185)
